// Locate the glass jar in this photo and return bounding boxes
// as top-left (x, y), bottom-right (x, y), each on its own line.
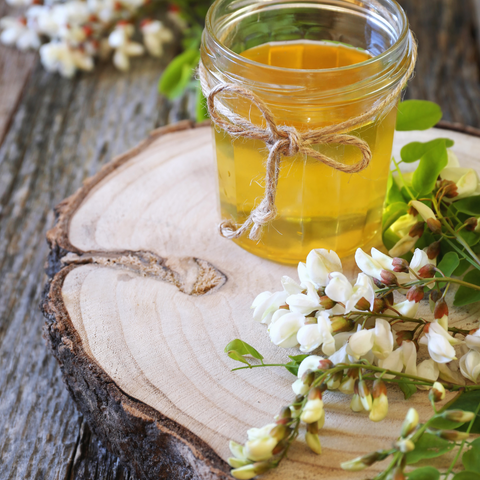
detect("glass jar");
top-left (201, 0), bottom-right (414, 265)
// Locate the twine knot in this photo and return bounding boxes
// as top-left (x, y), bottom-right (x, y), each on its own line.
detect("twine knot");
top-left (199, 34), bottom-right (417, 242)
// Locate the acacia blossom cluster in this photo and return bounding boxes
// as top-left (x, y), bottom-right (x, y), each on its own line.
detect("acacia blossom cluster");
top-left (252, 247), bottom-right (479, 386)
top-left (0, 0), bottom-right (178, 77)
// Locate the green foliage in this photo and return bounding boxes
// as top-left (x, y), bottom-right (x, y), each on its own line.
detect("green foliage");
top-left (407, 467), bottom-right (440, 480)
top-left (448, 390), bottom-right (480, 433)
top-left (225, 339), bottom-right (264, 361)
top-left (285, 355), bottom-right (310, 376)
top-left (159, 47), bottom-right (201, 100)
top-left (406, 433), bottom-right (455, 465)
top-left (401, 138), bottom-right (454, 163)
top-left (396, 100), bottom-right (443, 131)
top-left (454, 270), bottom-right (480, 307)
top-left (398, 380), bottom-right (417, 400)
top-left (454, 196), bottom-right (480, 216)
top-left (411, 139), bottom-right (449, 195)
top-left (452, 473), bottom-right (480, 480)
top-left (463, 446), bottom-right (480, 473)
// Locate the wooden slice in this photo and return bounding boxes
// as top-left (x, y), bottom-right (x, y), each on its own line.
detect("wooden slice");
top-left (43, 121), bottom-right (480, 480)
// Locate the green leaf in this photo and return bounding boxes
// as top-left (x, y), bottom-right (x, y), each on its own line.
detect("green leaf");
top-left (454, 270), bottom-right (480, 307)
top-left (159, 48), bottom-right (200, 100)
top-left (396, 100), bottom-right (443, 131)
top-left (386, 172), bottom-right (406, 205)
top-left (288, 355), bottom-right (310, 363)
top-left (227, 350), bottom-right (250, 365)
top-left (407, 467), bottom-right (440, 480)
top-left (406, 433), bottom-right (455, 464)
top-left (448, 390), bottom-right (480, 433)
top-left (453, 473), bottom-right (480, 480)
top-left (454, 197), bottom-right (480, 216)
top-left (459, 228), bottom-right (480, 247)
top-left (401, 138), bottom-right (454, 163)
top-left (398, 380), bottom-right (417, 400)
top-left (412, 140), bottom-right (449, 195)
top-left (285, 361), bottom-right (300, 376)
top-left (463, 447), bottom-right (480, 473)
top-left (383, 202), bottom-right (409, 232)
top-left (454, 259), bottom-right (471, 276)
top-left (436, 252), bottom-right (460, 289)
top-left (428, 416), bottom-right (465, 430)
top-left (225, 339), bottom-right (264, 360)
top-left (471, 438), bottom-right (480, 448)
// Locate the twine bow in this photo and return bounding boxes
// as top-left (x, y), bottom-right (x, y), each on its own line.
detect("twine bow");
top-left (199, 34), bottom-right (417, 241)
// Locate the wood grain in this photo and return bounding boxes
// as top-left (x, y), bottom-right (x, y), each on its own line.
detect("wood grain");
top-left (43, 123), bottom-right (480, 479)
top-left (1, 1), bottom-right (480, 479)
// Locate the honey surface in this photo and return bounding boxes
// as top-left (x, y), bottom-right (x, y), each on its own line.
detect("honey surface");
top-left (213, 41), bottom-right (397, 264)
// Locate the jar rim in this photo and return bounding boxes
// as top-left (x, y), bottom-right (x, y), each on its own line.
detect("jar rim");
top-left (204, 0), bottom-right (410, 75)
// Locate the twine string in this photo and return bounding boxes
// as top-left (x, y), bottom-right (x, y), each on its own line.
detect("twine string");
top-left (199, 34), bottom-right (417, 241)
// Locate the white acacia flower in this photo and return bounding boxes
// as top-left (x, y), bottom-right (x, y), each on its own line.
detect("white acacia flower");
top-left (296, 312), bottom-right (335, 355)
top-left (347, 328), bottom-right (374, 360)
top-left (286, 282), bottom-right (321, 316)
top-left (410, 201), bottom-right (436, 222)
top-left (26, 5), bottom-right (59, 37)
top-left (0, 17), bottom-right (40, 50)
top-left (390, 214), bottom-right (419, 238)
top-left (297, 355), bottom-right (323, 379)
top-left (410, 248), bottom-right (437, 275)
top-left (58, 24), bottom-right (88, 45)
top-left (51, 1), bottom-right (90, 27)
top-left (245, 424), bottom-right (277, 461)
top-left (466, 329), bottom-right (480, 352)
top-left (460, 350), bottom-right (480, 383)
top-left (378, 341), bottom-right (417, 378)
top-left (298, 249), bottom-right (342, 288)
top-left (251, 290), bottom-right (288, 325)
top-left (268, 311), bottom-right (304, 348)
top-left (109, 22), bottom-right (144, 71)
top-left (417, 359), bottom-right (440, 385)
top-left (355, 248), bottom-right (394, 281)
top-left (392, 300), bottom-right (419, 318)
top-left (437, 362), bottom-right (465, 386)
top-left (372, 319), bottom-right (394, 360)
top-left (40, 42), bottom-right (94, 78)
top-left (6, 0), bottom-right (34, 5)
top-left (419, 322), bottom-right (463, 364)
top-left (281, 276), bottom-right (304, 295)
top-left (344, 273), bottom-right (376, 313)
top-left (141, 19), bottom-right (173, 57)
top-left (325, 272), bottom-right (353, 304)
top-left (389, 234), bottom-right (420, 258)
top-left (440, 167), bottom-right (479, 200)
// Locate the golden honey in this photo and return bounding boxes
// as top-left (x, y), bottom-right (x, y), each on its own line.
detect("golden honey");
top-left (213, 41), bottom-right (397, 264)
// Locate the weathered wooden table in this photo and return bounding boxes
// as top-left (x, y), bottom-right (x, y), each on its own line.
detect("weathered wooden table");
top-left (1, 1), bottom-right (480, 478)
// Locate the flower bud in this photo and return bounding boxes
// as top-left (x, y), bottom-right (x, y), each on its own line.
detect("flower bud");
top-left (381, 270), bottom-right (398, 286)
top-left (395, 438), bottom-right (415, 453)
top-left (358, 380), bottom-right (373, 412)
top-left (276, 406), bottom-right (292, 425)
top-left (319, 295), bottom-right (336, 310)
top-left (418, 264), bottom-right (437, 279)
top-left (370, 380), bottom-right (388, 422)
top-left (429, 382), bottom-right (446, 403)
top-left (465, 218), bottom-right (478, 232)
top-left (437, 430), bottom-right (470, 442)
top-left (440, 179), bottom-right (458, 198)
top-left (230, 465), bottom-right (257, 480)
top-left (427, 240), bottom-right (441, 260)
top-left (339, 369), bottom-right (359, 395)
top-left (392, 257), bottom-right (410, 273)
top-left (341, 451), bottom-right (388, 471)
top-left (228, 457), bottom-right (250, 468)
top-left (300, 388), bottom-right (324, 424)
top-left (305, 431), bottom-right (322, 455)
top-left (272, 440), bottom-right (287, 455)
top-left (430, 289), bottom-right (442, 303)
top-left (245, 437), bottom-right (277, 462)
top-left (408, 222), bottom-right (425, 239)
top-left (373, 278), bottom-right (386, 289)
top-left (269, 425), bottom-right (288, 442)
top-left (301, 369), bottom-right (315, 387)
top-left (427, 218), bottom-right (442, 234)
top-left (355, 296), bottom-right (371, 311)
top-left (441, 410), bottom-right (475, 423)
top-left (330, 316), bottom-right (355, 333)
top-left (318, 359), bottom-right (334, 371)
top-left (408, 205), bottom-right (418, 216)
top-left (326, 372), bottom-right (343, 390)
top-left (372, 298), bottom-right (387, 314)
top-left (406, 285), bottom-right (425, 303)
top-left (292, 394), bottom-right (304, 410)
top-left (434, 298), bottom-right (449, 320)
top-left (350, 393), bottom-right (364, 412)
top-left (401, 408), bottom-right (419, 438)
top-left (396, 330), bottom-right (414, 346)
top-left (384, 291), bottom-right (394, 307)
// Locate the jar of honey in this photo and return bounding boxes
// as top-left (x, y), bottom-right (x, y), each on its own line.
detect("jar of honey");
top-left (201, 0), bottom-right (415, 265)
